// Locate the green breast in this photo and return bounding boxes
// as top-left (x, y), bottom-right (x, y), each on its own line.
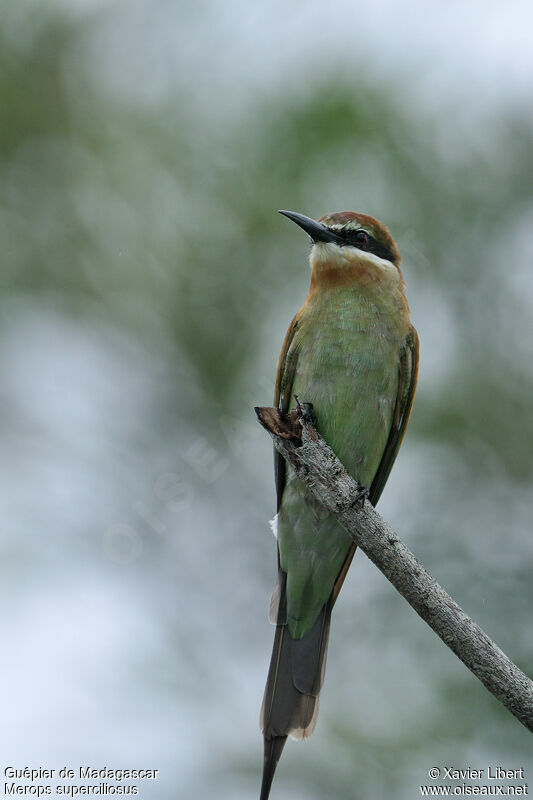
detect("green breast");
top-left (278, 286), bottom-right (406, 637)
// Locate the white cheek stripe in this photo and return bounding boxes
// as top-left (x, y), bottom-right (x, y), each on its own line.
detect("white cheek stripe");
top-left (310, 242), bottom-right (396, 272)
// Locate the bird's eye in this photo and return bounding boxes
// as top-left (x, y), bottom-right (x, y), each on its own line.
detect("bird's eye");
top-left (355, 230), bottom-right (369, 245)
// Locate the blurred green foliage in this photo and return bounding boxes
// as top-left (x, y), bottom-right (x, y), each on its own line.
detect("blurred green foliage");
top-left (2, 4), bottom-right (533, 800)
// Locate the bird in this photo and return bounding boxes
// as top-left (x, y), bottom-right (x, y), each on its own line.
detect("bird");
top-left (259, 209), bottom-right (418, 799)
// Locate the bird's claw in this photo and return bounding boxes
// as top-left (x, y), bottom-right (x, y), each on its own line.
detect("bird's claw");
top-left (294, 395), bottom-right (316, 425)
top-left (351, 485), bottom-right (370, 509)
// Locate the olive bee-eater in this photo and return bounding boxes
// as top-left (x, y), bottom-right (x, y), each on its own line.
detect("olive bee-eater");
top-left (260, 210), bottom-right (418, 799)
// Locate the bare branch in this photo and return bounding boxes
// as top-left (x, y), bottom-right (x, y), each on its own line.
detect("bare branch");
top-left (255, 405), bottom-right (533, 734)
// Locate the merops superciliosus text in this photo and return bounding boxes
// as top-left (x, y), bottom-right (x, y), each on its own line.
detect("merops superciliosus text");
top-left (260, 210), bottom-right (419, 799)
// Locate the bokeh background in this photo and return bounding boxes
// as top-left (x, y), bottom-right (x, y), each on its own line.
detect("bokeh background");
top-left (1, 1), bottom-right (533, 798)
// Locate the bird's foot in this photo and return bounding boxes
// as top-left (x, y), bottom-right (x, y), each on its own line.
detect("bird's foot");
top-left (294, 395), bottom-right (316, 425)
top-left (351, 485), bottom-right (370, 509)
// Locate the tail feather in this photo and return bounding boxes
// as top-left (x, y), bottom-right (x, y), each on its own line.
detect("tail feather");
top-left (291, 599), bottom-right (331, 696)
top-left (259, 572), bottom-right (333, 798)
top-left (268, 570), bottom-right (287, 625)
top-left (260, 736), bottom-right (287, 800)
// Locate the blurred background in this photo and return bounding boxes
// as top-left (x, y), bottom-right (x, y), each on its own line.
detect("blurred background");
top-left (1, 1), bottom-right (533, 798)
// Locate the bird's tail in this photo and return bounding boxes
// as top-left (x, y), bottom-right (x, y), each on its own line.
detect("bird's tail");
top-left (259, 571), bottom-right (332, 800)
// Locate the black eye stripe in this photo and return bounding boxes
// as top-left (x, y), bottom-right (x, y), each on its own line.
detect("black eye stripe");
top-left (331, 228), bottom-right (395, 263)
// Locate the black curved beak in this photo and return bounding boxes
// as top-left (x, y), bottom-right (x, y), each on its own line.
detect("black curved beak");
top-left (278, 210), bottom-right (340, 244)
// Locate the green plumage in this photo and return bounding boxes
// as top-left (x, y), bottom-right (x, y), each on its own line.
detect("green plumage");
top-left (278, 284), bottom-right (406, 637)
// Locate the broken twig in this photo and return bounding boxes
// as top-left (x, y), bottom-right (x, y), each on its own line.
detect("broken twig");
top-left (255, 404), bottom-right (533, 733)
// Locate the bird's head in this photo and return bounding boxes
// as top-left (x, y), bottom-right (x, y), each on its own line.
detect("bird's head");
top-left (279, 210), bottom-right (401, 287)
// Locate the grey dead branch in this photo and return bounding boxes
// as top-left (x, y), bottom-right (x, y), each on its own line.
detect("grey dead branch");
top-left (255, 405), bottom-right (533, 734)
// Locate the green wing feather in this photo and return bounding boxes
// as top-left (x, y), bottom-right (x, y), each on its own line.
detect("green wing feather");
top-left (273, 313), bottom-right (301, 511)
top-left (369, 325), bottom-right (419, 504)
top-left (332, 324), bottom-right (419, 603)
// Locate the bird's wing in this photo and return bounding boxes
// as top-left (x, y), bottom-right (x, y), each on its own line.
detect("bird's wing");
top-left (332, 324), bottom-right (419, 603)
top-left (369, 324), bottom-right (419, 505)
top-left (273, 313), bottom-right (301, 511)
